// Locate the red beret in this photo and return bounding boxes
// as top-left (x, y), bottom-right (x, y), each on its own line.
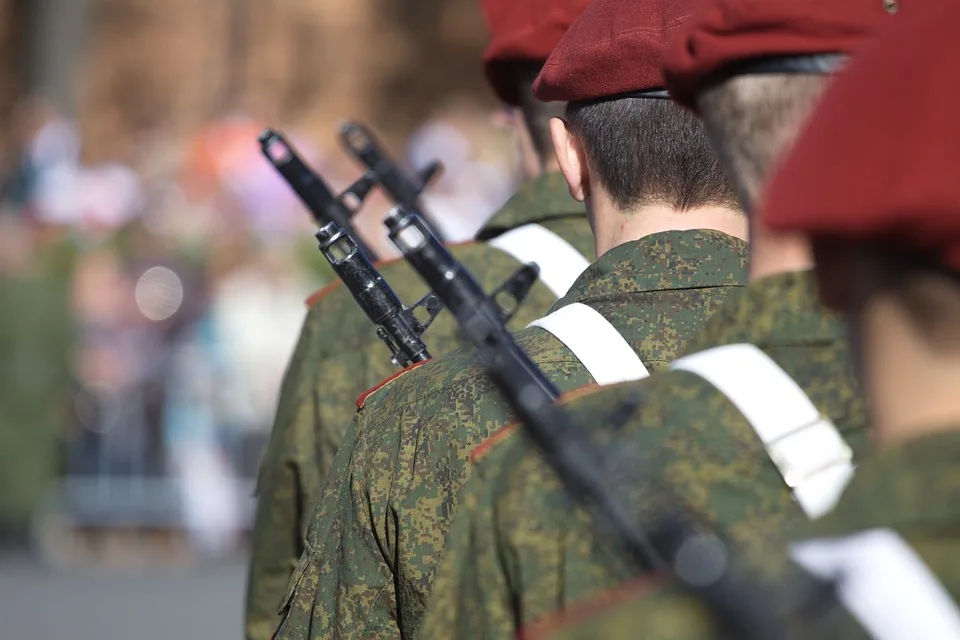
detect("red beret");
top-left (663, 0), bottom-right (900, 111)
top-left (481, 0), bottom-right (592, 106)
top-left (763, 0), bottom-right (960, 301)
top-left (534, 0), bottom-right (698, 103)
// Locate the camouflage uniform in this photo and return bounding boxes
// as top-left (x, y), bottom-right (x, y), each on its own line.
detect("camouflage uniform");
top-left (244, 173), bottom-right (592, 640)
top-left (274, 229), bottom-right (748, 640)
top-left (0, 236), bottom-right (75, 536)
top-left (419, 270), bottom-right (868, 639)
top-left (535, 429), bottom-right (960, 640)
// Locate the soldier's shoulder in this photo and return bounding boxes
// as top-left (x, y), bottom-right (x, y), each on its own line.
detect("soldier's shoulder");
top-left (470, 422), bottom-right (522, 466)
top-left (512, 320), bottom-right (593, 363)
top-left (469, 381), bottom-right (610, 469)
top-left (355, 359), bottom-right (433, 409)
top-left (559, 366), bottom-right (745, 439)
top-left (525, 578), bottom-right (715, 640)
top-left (355, 343), bottom-right (491, 411)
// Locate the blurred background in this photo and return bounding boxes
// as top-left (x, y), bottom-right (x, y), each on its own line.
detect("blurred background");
top-left (0, 0), bottom-right (522, 637)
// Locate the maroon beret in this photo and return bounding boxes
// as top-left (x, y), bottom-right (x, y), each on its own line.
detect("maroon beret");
top-left (481, 0), bottom-right (592, 106)
top-left (534, 0), bottom-right (698, 103)
top-left (763, 0), bottom-right (960, 305)
top-left (663, 0), bottom-right (900, 112)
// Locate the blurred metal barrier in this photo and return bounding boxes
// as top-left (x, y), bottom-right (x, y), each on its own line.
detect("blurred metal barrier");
top-left (31, 363), bottom-right (267, 566)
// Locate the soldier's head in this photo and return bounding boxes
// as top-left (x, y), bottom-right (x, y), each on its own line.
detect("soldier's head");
top-left (663, 0), bottom-right (901, 212)
top-left (481, 0), bottom-right (591, 178)
top-left (532, 0), bottom-right (744, 257)
top-left (764, 0), bottom-right (957, 445)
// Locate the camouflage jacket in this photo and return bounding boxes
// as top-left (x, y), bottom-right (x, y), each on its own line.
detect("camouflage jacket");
top-left (0, 239), bottom-right (75, 534)
top-left (418, 270), bottom-right (869, 640)
top-left (533, 429), bottom-right (960, 640)
top-left (244, 173), bottom-right (592, 640)
top-left (273, 230), bottom-right (748, 640)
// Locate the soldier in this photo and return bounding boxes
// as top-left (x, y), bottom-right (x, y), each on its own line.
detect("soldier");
top-left (272, 0), bottom-right (753, 637)
top-left (537, 0), bottom-right (960, 636)
top-left (0, 219), bottom-right (75, 540)
top-left (243, 0), bottom-right (597, 637)
top-left (418, 0), bottom-right (902, 637)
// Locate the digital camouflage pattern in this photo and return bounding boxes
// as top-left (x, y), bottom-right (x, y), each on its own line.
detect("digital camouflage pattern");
top-left (536, 429), bottom-right (960, 640)
top-left (419, 270), bottom-right (869, 639)
top-left (244, 172), bottom-right (593, 640)
top-left (273, 230), bottom-right (748, 640)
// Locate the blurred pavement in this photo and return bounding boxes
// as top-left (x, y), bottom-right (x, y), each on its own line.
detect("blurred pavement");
top-left (0, 552), bottom-right (246, 640)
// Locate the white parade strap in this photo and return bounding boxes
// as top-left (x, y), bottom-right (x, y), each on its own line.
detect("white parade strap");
top-left (669, 343), bottom-right (854, 519)
top-left (488, 223), bottom-right (590, 298)
top-left (791, 528), bottom-right (960, 640)
top-left (527, 303), bottom-right (649, 386)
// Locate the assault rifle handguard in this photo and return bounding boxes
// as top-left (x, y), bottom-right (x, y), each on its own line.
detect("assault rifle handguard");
top-left (262, 131), bottom-right (442, 368)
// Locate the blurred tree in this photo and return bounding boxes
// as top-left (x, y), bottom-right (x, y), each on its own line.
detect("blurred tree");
top-left (0, 0), bottom-right (25, 176)
top-left (23, 0), bottom-right (91, 115)
top-left (65, 0), bottom-right (498, 163)
top-left (368, 0), bottom-right (494, 136)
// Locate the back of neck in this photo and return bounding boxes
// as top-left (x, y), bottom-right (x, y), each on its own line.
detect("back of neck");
top-left (747, 225), bottom-right (814, 282)
top-left (596, 203), bottom-right (748, 257)
top-left (866, 282), bottom-right (960, 448)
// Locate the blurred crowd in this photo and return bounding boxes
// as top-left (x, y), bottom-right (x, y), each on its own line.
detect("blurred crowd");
top-left (0, 95), bottom-right (518, 558)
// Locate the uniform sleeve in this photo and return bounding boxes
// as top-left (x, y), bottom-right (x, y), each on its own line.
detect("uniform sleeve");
top-left (417, 445), bottom-right (518, 640)
top-left (278, 393), bottom-right (407, 640)
top-left (245, 313), bottom-right (323, 640)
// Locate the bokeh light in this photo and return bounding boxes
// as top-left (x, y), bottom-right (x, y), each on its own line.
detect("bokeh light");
top-left (134, 266), bottom-right (184, 321)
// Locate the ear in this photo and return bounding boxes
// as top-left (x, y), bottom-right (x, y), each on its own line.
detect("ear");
top-left (549, 117), bottom-right (588, 202)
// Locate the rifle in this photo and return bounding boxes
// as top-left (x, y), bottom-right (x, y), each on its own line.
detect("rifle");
top-left (262, 131), bottom-right (442, 369)
top-left (260, 128), bottom-right (380, 261)
top-left (384, 205), bottom-right (790, 639)
top-left (340, 121), bottom-right (447, 243)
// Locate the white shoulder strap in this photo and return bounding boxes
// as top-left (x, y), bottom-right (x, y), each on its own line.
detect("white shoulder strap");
top-left (488, 223), bottom-right (590, 298)
top-left (669, 343), bottom-right (854, 519)
top-left (527, 303), bottom-right (649, 386)
top-left (791, 528), bottom-right (960, 640)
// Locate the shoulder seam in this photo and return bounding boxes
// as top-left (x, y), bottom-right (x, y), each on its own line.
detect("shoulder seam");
top-left (355, 359), bottom-right (432, 408)
top-left (558, 382), bottom-right (604, 405)
top-left (470, 381), bottom-right (605, 464)
top-left (304, 280), bottom-right (343, 308)
top-left (519, 573), bottom-right (666, 640)
top-left (470, 422), bottom-right (520, 463)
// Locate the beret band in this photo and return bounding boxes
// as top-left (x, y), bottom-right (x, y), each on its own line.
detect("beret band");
top-left (662, 0), bottom-right (899, 112)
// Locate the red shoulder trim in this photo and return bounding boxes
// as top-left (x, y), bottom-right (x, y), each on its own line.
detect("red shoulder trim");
top-left (355, 359), bottom-right (431, 408)
top-left (558, 382), bottom-right (603, 405)
top-left (303, 241), bottom-right (477, 308)
top-left (444, 239), bottom-right (479, 250)
top-left (519, 573), bottom-right (666, 640)
top-left (470, 422), bottom-right (520, 463)
top-left (305, 280), bottom-right (343, 308)
top-left (469, 382), bottom-right (604, 464)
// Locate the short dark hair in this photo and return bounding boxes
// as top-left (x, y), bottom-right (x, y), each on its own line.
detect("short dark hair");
top-left (563, 97), bottom-right (739, 212)
top-left (696, 74), bottom-right (830, 207)
top-left (507, 60), bottom-right (567, 164)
